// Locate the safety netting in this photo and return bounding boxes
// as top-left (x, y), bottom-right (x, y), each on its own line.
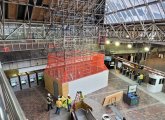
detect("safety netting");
top-left (44, 51), bottom-right (107, 83)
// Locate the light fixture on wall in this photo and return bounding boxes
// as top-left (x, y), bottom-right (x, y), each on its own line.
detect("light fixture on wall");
top-left (127, 44), bottom-right (132, 49)
top-left (126, 35), bottom-right (130, 38)
top-left (105, 40), bottom-right (110, 45)
top-left (115, 41), bottom-right (120, 46)
top-left (144, 46), bottom-right (150, 52)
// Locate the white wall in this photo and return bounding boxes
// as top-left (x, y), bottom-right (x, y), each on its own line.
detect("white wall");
top-left (18, 65), bottom-right (46, 73)
top-left (2, 58), bottom-right (47, 70)
top-left (68, 70), bottom-right (109, 98)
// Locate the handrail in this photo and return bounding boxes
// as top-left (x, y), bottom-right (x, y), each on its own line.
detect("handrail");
top-left (71, 111), bottom-right (78, 120)
top-left (0, 68), bottom-right (27, 120)
top-left (0, 94), bottom-right (8, 120)
top-left (85, 109), bottom-right (96, 120)
top-left (115, 57), bottom-right (165, 77)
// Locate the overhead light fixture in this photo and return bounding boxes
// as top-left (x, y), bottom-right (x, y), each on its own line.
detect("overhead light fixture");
top-left (127, 44), bottom-right (132, 49)
top-left (144, 47), bottom-right (150, 52)
top-left (115, 41), bottom-right (120, 46)
top-left (126, 35), bottom-right (129, 38)
top-left (105, 40), bottom-right (110, 45)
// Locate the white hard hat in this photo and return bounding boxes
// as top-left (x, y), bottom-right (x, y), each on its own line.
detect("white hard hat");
top-left (48, 93), bottom-right (51, 96)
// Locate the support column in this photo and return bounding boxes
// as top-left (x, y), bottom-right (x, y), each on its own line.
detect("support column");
top-left (18, 75), bottom-right (22, 90)
top-left (26, 72), bottom-right (31, 88)
top-left (0, 61), bottom-right (2, 68)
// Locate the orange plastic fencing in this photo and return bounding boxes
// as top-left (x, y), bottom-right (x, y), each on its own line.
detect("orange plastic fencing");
top-left (45, 51), bottom-right (107, 83)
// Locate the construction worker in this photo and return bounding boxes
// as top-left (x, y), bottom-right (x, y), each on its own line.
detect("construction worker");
top-left (60, 96), bottom-right (67, 109)
top-left (79, 91), bottom-right (84, 101)
top-left (67, 95), bottom-right (72, 112)
top-left (138, 73), bottom-right (144, 85)
top-left (47, 93), bottom-right (53, 111)
top-left (55, 98), bottom-right (62, 115)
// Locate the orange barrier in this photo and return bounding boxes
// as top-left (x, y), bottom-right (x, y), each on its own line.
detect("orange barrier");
top-left (44, 51), bottom-right (107, 83)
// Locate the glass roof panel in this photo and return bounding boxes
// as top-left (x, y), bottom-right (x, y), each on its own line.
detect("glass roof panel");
top-left (104, 0), bottom-right (164, 24)
top-left (157, 3), bottom-right (165, 18)
top-left (123, 0), bottom-right (132, 8)
top-left (136, 7), bottom-right (147, 20)
top-left (113, 0), bottom-right (125, 10)
top-left (130, 0), bottom-right (144, 6)
top-left (149, 4), bottom-right (163, 19)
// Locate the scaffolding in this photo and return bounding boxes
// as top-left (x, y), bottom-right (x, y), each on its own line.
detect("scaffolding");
top-left (45, 51), bottom-right (107, 83)
top-left (0, 0), bottom-right (105, 52)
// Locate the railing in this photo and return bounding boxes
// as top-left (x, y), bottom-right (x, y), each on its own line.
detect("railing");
top-left (0, 68), bottom-right (27, 120)
top-left (71, 111), bottom-right (78, 120)
top-left (85, 109), bottom-right (96, 120)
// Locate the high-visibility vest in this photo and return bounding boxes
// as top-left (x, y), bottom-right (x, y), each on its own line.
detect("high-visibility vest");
top-left (139, 74), bottom-right (144, 80)
top-left (67, 98), bottom-right (72, 104)
top-left (56, 100), bottom-right (62, 108)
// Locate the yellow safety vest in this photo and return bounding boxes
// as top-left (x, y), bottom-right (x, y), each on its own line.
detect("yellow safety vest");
top-left (56, 100), bottom-right (62, 108)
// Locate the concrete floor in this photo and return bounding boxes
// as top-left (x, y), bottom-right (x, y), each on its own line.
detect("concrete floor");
top-left (15, 70), bottom-right (165, 120)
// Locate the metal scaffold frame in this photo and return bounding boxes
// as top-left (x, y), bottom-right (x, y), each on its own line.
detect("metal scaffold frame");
top-left (0, 0), bottom-right (105, 53)
top-left (45, 51), bottom-right (107, 83)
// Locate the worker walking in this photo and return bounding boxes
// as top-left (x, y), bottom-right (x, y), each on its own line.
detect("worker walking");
top-left (47, 93), bottom-right (53, 111)
top-left (55, 98), bottom-right (62, 115)
top-left (67, 95), bottom-right (72, 112)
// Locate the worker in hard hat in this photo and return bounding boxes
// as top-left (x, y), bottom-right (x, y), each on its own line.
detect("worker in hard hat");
top-left (79, 91), bottom-right (84, 101)
top-left (59, 96), bottom-right (67, 109)
top-left (138, 73), bottom-right (144, 85)
top-left (55, 98), bottom-right (62, 115)
top-left (47, 93), bottom-right (53, 111)
top-left (67, 95), bottom-right (72, 112)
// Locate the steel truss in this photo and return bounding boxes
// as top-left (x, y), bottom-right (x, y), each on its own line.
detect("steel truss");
top-left (106, 22), bottom-right (165, 45)
top-left (0, 0), bottom-right (105, 53)
top-left (104, 0), bottom-right (165, 45)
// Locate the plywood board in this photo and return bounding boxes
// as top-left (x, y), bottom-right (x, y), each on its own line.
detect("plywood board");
top-left (32, 8), bottom-right (41, 20)
top-left (42, 0), bottom-right (50, 5)
top-left (8, 4), bottom-right (17, 19)
top-left (62, 82), bottom-right (68, 97)
top-left (44, 73), bottom-right (54, 95)
top-left (102, 91), bottom-right (123, 106)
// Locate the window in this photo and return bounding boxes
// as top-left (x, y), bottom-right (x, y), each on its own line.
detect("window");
top-left (159, 78), bottom-right (165, 84)
top-left (149, 78), bottom-right (156, 85)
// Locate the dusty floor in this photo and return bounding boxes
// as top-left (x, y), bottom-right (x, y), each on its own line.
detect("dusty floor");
top-left (15, 71), bottom-right (165, 120)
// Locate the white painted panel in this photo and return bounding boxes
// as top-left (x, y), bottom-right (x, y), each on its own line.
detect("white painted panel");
top-left (42, 59), bottom-right (47, 64)
top-left (31, 60), bottom-right (39, 66)
top-left (2, 64), bottom-right (10, 70)
top-left (18, 65), bottom-right (46, 73)
top-left (18, 61), bottom-right (30, 68)
top-left (37, 59), bottom-right (43, 65)
top-left (9, 63), bottom-right (18, 69)
top-left (68, 70), bottom-right (109, 98)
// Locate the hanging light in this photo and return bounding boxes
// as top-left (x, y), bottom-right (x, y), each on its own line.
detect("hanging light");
top-left (144, 47), bottom-right (150, 52)
top-left (127, 44), bottom-right (132, 49)
top-left (105, 40), bottom-right (110, 45)
top-left (126, 35), bottom-right (129, 38)
top-left (115, 41), bottom-right (120, 46)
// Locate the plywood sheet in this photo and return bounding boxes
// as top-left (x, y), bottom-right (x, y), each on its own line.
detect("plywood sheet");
top-left (62, 82), bottom-right (68, 97)
top-left (8, 4), bottom-right (17, 19)
top-left (32, 8), bottom-right (41, 20)
top-left (38, 8), bottom-right (46, 21)
top-left (42, 0), bottom-right (50, 5)
top-left (44, 73), bottom-right (54, 95)
top-left (102, 91), bottom-right (123, 106)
